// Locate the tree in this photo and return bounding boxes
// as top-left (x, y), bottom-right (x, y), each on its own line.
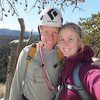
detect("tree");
top-left (78, 12), bottom-right (100, 58)
top-left (0, 0), bottom-right (85, 21)
top-left (4, 18), bottom-right (25, 100)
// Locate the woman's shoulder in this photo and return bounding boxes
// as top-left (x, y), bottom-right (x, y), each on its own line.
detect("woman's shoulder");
top-left (79, 62), bottom-right (99, 74)
top-left (79, 62), bottom-right (100, 82)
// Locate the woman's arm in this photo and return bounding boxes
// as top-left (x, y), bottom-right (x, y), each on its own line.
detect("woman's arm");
top-left (86, 69), bottom-right (100, 100)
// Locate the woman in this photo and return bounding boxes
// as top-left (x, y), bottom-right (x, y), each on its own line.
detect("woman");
top-left (57, 22), bottom-right (100, 100)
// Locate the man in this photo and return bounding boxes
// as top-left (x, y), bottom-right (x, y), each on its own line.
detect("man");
top-left (9, 7), bottom-right (63, 100)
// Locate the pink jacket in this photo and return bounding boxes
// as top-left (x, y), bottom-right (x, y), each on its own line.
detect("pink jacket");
top-left (58, 46), bottom-right (100, 100)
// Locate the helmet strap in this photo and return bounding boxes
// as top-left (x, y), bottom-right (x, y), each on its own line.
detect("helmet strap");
top-left (38, 26), bottom-right (41, 40)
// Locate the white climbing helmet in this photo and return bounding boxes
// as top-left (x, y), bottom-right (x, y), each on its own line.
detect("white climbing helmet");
top-left (39, 7), bottom-right (63, 27)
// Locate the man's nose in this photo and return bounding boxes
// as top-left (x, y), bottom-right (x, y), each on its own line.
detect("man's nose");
top-left (48, 33), bottom-right (54, 38)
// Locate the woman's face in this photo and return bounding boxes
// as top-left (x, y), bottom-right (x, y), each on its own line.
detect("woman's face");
top-left (58, 28), bottom-right (80, 58)
top-left (40, 26), bottom-right (59, 50)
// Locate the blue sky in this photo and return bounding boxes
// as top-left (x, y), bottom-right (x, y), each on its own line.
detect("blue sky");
top-left (0, 0), bottom-right (100, 32)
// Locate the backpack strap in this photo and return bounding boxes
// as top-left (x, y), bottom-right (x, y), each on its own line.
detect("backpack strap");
top-left (54, 47), bottom-right (64, 68)
top-left (56, 47), bottom-right (63, 61)
top-left (73, 62), bottom-right (91, 100)
top-left (54, 62), bottom-right (91, 100)
top-left (26, 43), bottom-right (36, 72)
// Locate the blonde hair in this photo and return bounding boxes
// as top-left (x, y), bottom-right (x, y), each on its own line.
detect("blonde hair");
top-left (59, 22), bottom-right (84, 51)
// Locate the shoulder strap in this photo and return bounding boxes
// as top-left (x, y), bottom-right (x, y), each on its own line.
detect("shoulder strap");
top-left (56, 47), bottom-right (63, 61)
top-left (55, 62), bottom-right (91, 100)
top-left (73, 62), bottom-right (91, 100)
top-left (53, 47), bottom-right (64, 68)
top-left (25, 44), bottom-right (63, 71)
top-left (26, 43), bottom-right (36, 72)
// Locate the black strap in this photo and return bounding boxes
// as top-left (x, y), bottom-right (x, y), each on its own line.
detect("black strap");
top-left (54, 59), bottom-right (64, 68)
top-left (21, 94), bottom-right (28, 100)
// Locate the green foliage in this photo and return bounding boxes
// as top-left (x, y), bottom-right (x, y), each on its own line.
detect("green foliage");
top-left (79, 12), bottom-right (100, 58)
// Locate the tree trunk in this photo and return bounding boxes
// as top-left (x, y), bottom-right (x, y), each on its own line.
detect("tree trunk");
top-left (4, 18), bottom-right (25, 100)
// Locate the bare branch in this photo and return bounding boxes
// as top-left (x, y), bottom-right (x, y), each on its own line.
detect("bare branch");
top-left (0, 0), bottom-right (85, 20)
top-left (26, 29), bottom-right (33, 46)
top-left (6, 0), bottom-right (19, 16)
top-left (5, 18), bottom-right (25, 100)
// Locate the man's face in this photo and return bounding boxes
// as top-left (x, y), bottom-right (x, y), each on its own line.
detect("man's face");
top-left (39, 26), bottom-right (60, 49)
